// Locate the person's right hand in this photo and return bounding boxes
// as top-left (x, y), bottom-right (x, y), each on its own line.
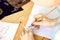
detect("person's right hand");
top-left (32, 14), bottom-right (57, 28)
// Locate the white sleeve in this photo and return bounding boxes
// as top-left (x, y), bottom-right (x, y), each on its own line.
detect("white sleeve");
top-left (53, 31), bottom-right (60, 40)
top-left (57, 18), bottom-right (60, 24)
top-left (57, 5), bottom-right (60, 24)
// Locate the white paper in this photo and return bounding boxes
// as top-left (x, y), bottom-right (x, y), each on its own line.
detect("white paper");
top-left (26, 3), bottom-right (60, 39)
top-left (0, 21), bottom-right (19, 40)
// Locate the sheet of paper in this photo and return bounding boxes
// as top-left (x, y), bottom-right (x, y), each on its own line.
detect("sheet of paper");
top-left (0, 21), bottom-right (19, 40)
top-left (26, 3), bottom-right (60, 39)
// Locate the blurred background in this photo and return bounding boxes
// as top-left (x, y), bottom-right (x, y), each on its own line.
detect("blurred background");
top-left (0, 0), bottom-right (30, 19)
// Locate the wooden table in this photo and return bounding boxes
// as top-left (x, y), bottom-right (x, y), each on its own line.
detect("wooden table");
top-left (1, 1), bottom-right (49, 40)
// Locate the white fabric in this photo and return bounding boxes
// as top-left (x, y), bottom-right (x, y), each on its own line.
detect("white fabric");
top-left (53, 31), bottom-right (60, 40)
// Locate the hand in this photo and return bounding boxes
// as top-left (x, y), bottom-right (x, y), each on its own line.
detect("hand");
top-left (32, 14), bottom-right (57, 28)
top-left (20, 30), bottom-right (34, 40)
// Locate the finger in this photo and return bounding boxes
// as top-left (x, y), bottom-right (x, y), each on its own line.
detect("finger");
top-left (21, 30), bottom-right (25, 36)
top-left (24, 31), bottom-right (29, 37)
top-left (29, 29), bottom-right (33, 36)
top-left (30, 18), bottom-right (36, 27)
top-left (25, 30), bottom-right (28, 34)
top-left (29, 29), bottom-right (33, 33)
top-left (20, 31), bottom-right (25, 39)
top-left (20, 34), bottom-right (23, 39)
top-left (36, 17), bottom-right (43, 22)
top-left (33, 22), bottom-right (42, 25)
top-left (28, 30), bottom-right (34, 39)
top-left (31, 19), bottom-right (42, 26)
top-left (34, 14), bottom-right (44, 19)
top-left (32, 17), bottom-right (36, 23)
top-left (34, 25), bottom-right (40, 29)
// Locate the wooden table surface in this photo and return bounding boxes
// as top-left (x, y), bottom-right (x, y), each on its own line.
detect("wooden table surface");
top-left (1, 1), bottom-right (49, 40)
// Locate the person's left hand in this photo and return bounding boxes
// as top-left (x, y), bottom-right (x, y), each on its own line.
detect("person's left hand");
top-left (20, 30), bottom-right (34, 40)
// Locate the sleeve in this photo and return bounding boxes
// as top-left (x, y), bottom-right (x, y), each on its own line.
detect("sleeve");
top-left (57, 5), bottom-right (60, 24)
top-left (52, 6), bottom-right (60, 39)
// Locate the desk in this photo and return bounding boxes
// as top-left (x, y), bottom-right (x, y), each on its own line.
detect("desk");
top-left (1, 1), bottom-right (49, 40)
